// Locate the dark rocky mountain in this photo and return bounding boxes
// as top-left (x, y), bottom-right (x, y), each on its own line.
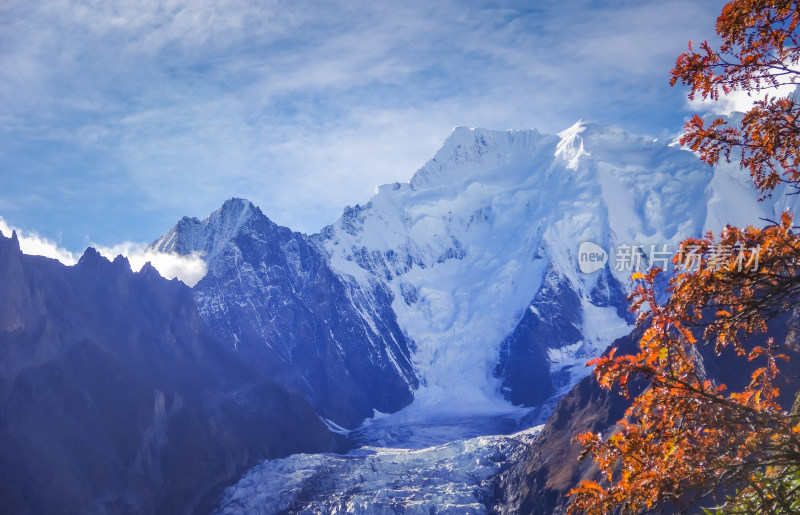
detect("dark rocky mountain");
top-left (150, 198), bottom-right (418, 428)
top-left (0, 230), bottom-right (341, 514)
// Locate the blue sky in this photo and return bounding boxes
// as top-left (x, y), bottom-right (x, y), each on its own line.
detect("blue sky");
top-left (1, 0), bottom-right (728, 254)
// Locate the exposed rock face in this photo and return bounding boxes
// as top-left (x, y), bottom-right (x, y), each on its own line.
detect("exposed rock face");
top-left (493, 329), bottom-right (641, 514)
top-left (494, 270), bottom-right (631, 408)
top-left (0, 230), bottom-right (340, 515)
top-left (151, 199), bottom-right (418, 427)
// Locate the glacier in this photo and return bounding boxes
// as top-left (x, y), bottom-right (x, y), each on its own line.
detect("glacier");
top-left (215, 426), bottom-right (542, 515)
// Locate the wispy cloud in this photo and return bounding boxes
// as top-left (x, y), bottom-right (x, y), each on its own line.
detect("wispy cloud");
top-left (0, 217), bottom-right (207, 286)
top-left (94, 242), bottom-right (208, 287)
top-left (1, 0), bottom-right (729, 247)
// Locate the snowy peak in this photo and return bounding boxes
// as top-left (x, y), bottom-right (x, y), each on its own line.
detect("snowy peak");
top-left (319, 120), bottom-right (756, 418)
top-left (150, 197), bottom-right (264, 262)
top-left (324, 121), bottom-right (718, 288)
top-left (408, 127), bottom-right (557, 191)
top-left (403, 122), bottom-right (701, 206)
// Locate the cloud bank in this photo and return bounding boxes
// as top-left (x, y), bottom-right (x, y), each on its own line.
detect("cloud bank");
top-left (94, 242), bottom-right (209, 288)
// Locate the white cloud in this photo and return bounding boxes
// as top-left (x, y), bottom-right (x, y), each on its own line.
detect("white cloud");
top-left (688, 83), bottom-right (800, 115)
top-left (135, 250), bottom-right (207, 287)
top-left (0, 217), bottom-right (78, 265)
top-left (0, 217), bottom-right (207, 287)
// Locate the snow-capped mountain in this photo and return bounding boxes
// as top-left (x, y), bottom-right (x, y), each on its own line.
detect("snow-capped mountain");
top-left (317, 121), bottom-right (761, 419)
top-left (154, 120), bottom-right (772, 430)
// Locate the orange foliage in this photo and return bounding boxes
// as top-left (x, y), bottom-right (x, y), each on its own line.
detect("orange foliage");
top-left (570, 223), bottom-right (800, 512)
top-left (569, 1), bottom-right (800, 512)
